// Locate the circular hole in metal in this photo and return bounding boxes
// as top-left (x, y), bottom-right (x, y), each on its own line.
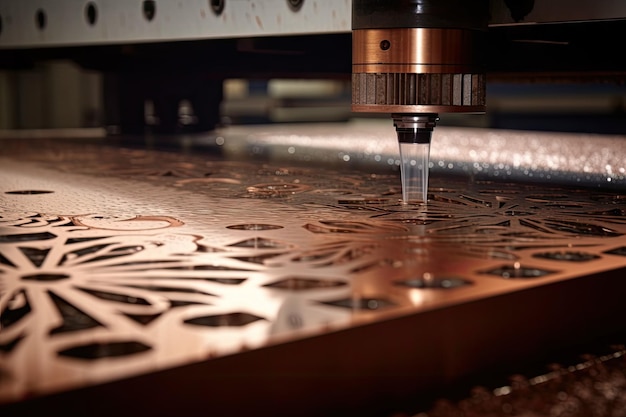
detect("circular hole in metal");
top-left (481, 263), bottom-right (556, 279)
top-left (209, 0), bottom-right (225, 16)
top-left (287, 0), bottom-right (304, 12)
top-left (85, 2), bottom-right (98, 25)
top-left (35, 9), bottom-right (46, 30)
top-left (380, 39), bottom-right (391, 50)
top-left (533, 251), bottom-right (600, 263)
top-left (395, 276), bottom-right (471, 289)
top-left (22, 273), bottom-right (70, 282)
top-left (142, 0), bottom-right (156, 21)
top-left (5, 190), bottom-right (54, 195)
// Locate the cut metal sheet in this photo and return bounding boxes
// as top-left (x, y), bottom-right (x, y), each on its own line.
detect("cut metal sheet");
top-left (0, 132), bottom-right (625, 416)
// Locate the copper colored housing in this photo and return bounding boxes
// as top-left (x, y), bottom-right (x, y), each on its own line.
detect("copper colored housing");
top-left (352, 28), bottom-right (486, 113)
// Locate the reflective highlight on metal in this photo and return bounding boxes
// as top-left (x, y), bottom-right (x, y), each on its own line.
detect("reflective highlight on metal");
top-left (215, 122), bottom-right (626, 188)
top-left (0, 133), bottom-right (626, 415)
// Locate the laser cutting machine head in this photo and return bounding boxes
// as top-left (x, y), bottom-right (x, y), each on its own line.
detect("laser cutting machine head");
top-left (351, 0), bottom-right (489, 201)
top-left (351, 0), bottom-right (489, 133)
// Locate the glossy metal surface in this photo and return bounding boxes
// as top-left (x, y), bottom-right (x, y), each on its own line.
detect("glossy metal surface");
top-left (216, 122), bottom-right (626, 188)
top-left (352, 28), bottom-right (480, 73)
top-left (1, 127), bottom-right (626, 415)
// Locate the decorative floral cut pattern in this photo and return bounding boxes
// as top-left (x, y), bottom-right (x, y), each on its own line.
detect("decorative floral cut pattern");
top-left (1, 141), bottom-right (626, 405)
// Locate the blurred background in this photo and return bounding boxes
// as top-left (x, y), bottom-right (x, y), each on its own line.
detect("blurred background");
top-left (2, 0), bottom-right (626, 136)
top-left (2, 64), bottom-right (626, 134)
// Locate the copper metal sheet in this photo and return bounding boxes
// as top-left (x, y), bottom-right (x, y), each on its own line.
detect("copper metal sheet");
top-left (1, 128), bottom-right (626, 416)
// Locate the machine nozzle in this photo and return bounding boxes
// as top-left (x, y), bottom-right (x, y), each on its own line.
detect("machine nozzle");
top-left (393, 114), bottom-right (438, 203)
top-left (351, 0), bottom-right (488, 204)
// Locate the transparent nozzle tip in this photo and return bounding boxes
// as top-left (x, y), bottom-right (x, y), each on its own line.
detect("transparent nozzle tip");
top-left (399, 141), bottom-right (430, 203)
top-left (393, 113), bottom-right (437, 204)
